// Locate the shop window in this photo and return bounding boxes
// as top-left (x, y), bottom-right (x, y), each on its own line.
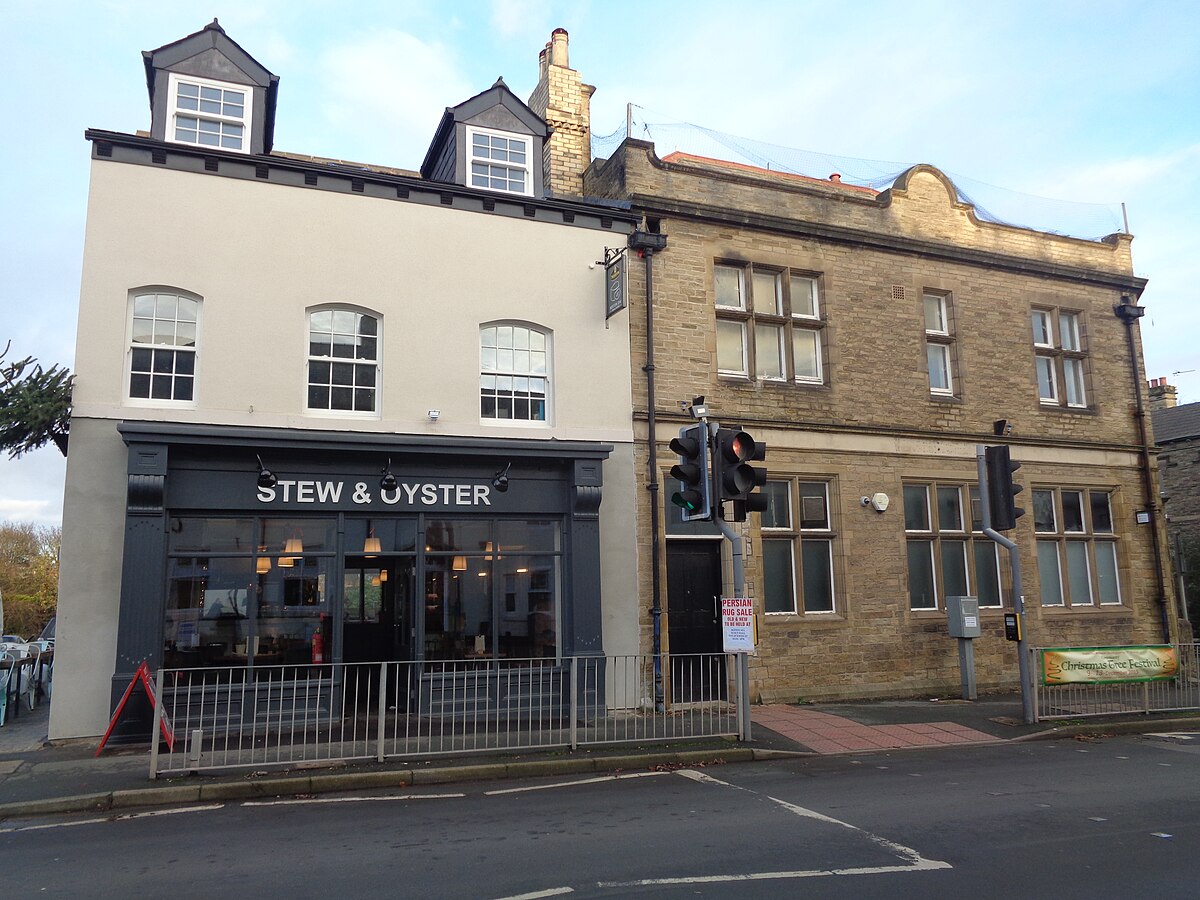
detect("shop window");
top-left (1032, 307), bottom-right (1089, 409)
top-left (128, 290), bottom-right (199, 404)
top-left (307, 307), bottom-right (379, 414)
top-left (761, 480), bottom-right (836, 614)
top-left (714, 263), bottom-right (826, 385)
top-left (422, 518), bottom-right (562, 662)
top-left (904, 483), bottom-right (1002, 611)
top-left (1033, 488), bottom-right (1121, 607)
top-left (162, 517), bottom-right (336, 671)
top-left (480, 323), bottom-right (550, 423)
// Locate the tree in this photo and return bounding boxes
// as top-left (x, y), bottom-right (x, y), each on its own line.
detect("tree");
top-left (0, 521), bottom-right (60, 638)
top-left (0, 341), bottom-right (73, 458)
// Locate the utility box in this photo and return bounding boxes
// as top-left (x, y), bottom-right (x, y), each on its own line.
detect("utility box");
top-left (946, 596), bottom-right (981, 639)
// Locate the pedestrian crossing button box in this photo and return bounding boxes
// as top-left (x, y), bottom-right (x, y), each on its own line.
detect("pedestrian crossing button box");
top-left (946, 596), bottom-right (981, 639)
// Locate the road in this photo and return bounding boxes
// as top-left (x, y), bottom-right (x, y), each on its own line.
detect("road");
top-left (3, 733), bottom-right (1198, 898)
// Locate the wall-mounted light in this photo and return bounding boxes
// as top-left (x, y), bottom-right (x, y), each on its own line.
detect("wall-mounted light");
top-left (381, 457), bottom-right (398, 492)
top-left (256, 454), bottom-right (277, 489)
top-left (492, 462), bottom-right (511, 493)
top-left (427, 409), bottom-right (440, 421)
top-left (993, 419), bottom-right (1013, 436)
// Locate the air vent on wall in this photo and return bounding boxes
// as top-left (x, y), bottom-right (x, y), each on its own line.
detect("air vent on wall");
top-left (96, 143), bottom-right (113, 158)
top-left (152, 149), bottom-right (167, 165)
top-left (204, 157), bottom-right (219, 172)
top-left (255, 164), bottom-right (269, 179)
top-left (396, 186), bottom-right (410, 199)
top-left (352, 178), bottom-right (364, 193)
top-left (305, 172), bottom-right (318, 186)
top-left (483, 198), bottom-right (496, 212)
top-left (891, 285), bottom-right (907, 301)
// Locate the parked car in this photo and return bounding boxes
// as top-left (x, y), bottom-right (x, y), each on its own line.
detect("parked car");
top-left (39, 617), bottom-right (56, 642)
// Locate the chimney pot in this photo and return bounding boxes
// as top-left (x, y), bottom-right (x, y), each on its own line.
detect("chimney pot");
top-left (829, 173), bottom-right (841, 182)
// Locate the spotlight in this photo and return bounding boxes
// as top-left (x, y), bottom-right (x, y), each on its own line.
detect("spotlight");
top-left (380, 458), bottom-right (398, 492)
top-left (256, 454), bottom-right (277, 489)
top-left (492, 462), bottom-right (511, 493)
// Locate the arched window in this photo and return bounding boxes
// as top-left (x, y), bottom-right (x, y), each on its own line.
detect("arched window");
top-left (480, 324), bottom-right (549, 422)
top-left (128, 290), bottom-right (199, 403)
top-left (307, 308), bottom-right (379, 413)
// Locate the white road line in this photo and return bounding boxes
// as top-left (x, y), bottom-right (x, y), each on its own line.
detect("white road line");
top-left (243, 793), bottom-right (464, 807)
top-left (600, 860), bottom-right (950, 888)
top-left (673, 769), bottom-right (952, 871)
top-left (485, 771), bottom-right (670, 795)
top-left (0, 803), bottom-right (224, 833)
top-left (491, 888), bottom-right (575, 899)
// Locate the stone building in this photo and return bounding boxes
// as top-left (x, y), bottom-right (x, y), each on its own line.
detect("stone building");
top-left (541, 33), bottom-right (1183, 702)
top-left (1150, 379), bottom-right (1200, 633)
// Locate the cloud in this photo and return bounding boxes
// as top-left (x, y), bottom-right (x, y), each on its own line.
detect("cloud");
top-left (311, 30), bottom-right (474, 167)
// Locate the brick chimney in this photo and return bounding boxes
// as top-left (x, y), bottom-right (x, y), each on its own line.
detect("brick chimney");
top-left (1147, 377), bottom-right (1178, 410)
top-left (528, 28), bottom-right (594, 197)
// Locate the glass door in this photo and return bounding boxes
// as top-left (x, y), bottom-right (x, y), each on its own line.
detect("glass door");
top-left (343, 556), bottom-right (414, 663)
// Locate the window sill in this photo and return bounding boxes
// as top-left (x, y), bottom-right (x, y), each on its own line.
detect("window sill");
top-left (1037, 402), bottom-right (1098, 416)
top-left (928, 392), bottom-right (961, 404)
top-left (764, 612), bottom-right (844, 623)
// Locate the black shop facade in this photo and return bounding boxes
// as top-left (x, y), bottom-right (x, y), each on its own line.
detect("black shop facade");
top-left (110, 421), bottom-right (611, 738)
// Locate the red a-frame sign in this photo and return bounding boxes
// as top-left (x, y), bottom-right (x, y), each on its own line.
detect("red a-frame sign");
top-left (95, 661), bottom-right (174, 755)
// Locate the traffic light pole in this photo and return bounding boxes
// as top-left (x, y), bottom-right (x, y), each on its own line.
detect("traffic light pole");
top-left (715, 514), bottom-right (753, 741)
top-left (977, 445), bottom-right (1036, 725)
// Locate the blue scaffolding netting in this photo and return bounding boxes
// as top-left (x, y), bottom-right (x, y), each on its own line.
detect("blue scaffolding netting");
top-left (592, 107), bottom-right (1125, 242)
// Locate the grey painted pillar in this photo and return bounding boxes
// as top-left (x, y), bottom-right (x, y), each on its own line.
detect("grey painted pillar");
top-left (566, 458), bottom-right (604, 658)
top-left (108, 442), bottom-right (169, 741)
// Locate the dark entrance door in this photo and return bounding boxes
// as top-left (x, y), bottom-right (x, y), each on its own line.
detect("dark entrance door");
top-left (666, 540), bottom-right (725, 701)
top-left (342, 556), bottom-right (415, 663)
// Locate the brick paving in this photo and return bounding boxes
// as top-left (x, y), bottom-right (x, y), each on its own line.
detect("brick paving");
top-left (752, 704), bottom-right (1001, 754)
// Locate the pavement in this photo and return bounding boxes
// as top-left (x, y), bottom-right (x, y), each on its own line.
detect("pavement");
top-left (4, 690), bottom-right (1200, 821)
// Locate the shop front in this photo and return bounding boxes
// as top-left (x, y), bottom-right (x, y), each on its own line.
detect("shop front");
top-left (109, 422), bottom-right (611, 739)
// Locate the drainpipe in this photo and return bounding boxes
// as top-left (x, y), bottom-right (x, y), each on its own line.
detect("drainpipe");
top-left (1114, 295), bottom-right (1172, 643)
top-left (629, 228), bottom-right (668, 710)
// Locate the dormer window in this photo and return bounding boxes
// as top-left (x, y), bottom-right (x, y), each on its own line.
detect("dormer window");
top-left (468, 127), bottom-right (533, 195)
top-left (167, 73), bottom-right (252, 152)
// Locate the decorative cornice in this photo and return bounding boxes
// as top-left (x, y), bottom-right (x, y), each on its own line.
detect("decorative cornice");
top-left (628, 193), bottom-right (1147, 293)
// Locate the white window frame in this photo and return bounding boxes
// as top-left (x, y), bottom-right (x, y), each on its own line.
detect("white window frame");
top-left (905, 482), bottom-right (1005, 611)
top-left (480, 322), bottom-right (552, 426)
top-left (715, 263), bottom-right (826, 385)
top-left (304, 306), bottom-right (381, 418)
top-left (166, 73), bottom-right (252, 153)
top-left (1033, 307), bottom-right (1088, 409)
top-left (923, 292), bottom-right (955, 397)
top-left (466, 126), bottom-right (533, 196)
top-left (125, 289), bottom-right (200, 408)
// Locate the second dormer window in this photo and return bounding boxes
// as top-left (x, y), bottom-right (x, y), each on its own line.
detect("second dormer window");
top-left (468, 127), bottom-right (532, 195)
top-left (167, 73), bottom-right (251, 153)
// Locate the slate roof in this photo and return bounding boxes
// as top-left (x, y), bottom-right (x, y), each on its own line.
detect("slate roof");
top-left (1152, 401), bottom-right (1200, 444)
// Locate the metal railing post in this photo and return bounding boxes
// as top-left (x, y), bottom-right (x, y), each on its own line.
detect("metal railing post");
top-left (149, 668), bottom-right (165, 780)
top-left (569, 656), bottom-right (579, 750)
top-left (377, 662), bottom-right (388, 762)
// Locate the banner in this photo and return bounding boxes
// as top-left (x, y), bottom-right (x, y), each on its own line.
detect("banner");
top-left (1041, 645), bottom-right (1178, 685)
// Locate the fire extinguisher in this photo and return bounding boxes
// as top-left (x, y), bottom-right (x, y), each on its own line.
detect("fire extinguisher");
top-left (311, 615), bottom-right (326, 664)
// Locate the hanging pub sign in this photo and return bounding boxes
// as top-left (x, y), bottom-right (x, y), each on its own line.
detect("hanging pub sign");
top-left (604, 248), bottom-right (627, 320)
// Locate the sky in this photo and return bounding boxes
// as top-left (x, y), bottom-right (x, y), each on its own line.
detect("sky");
top-left (2, 0), bottom-right (1198, 526)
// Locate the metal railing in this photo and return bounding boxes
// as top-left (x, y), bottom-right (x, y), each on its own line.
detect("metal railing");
top-left (1033, 643), bottom-right (1200, 721)
top-left (150, 653), bottom-right (740, 778)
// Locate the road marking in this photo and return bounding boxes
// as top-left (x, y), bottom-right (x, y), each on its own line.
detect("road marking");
top-left (1152, 832), bottom-right (1173, 839)
top-left (485, 771), bottom-right (669, 795)
top-left (1088, 817), bottom-right (1108, 822)
top-left (492, 888), bottom-right (574, 899)
top-left (600, 861), bottom-right (949, 889)
top-left (673, 769), bottom-right (951, 872)
top-left (1146, 733), bottom-right (1197, 740)
top-left (243, 793), bottom-right (464, 806)
top-left (0, 804), bottom-right (224, 833)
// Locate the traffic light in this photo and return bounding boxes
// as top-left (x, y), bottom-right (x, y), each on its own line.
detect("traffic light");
top-left (984, 444), bottom-right (1024, 531)
top-left (714, 427), bottom-right (767, 521)
top-left (669, 423), bottom-right (713, 521)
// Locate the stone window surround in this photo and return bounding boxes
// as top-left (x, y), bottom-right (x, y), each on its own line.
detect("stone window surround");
top-left (1032, 305), bottom-right (1090, 409)
top-left (760, 478), bottom-right (837, 616)
top-left (903, 482), bottom-right (1004, 611)
top-left (713, 260), bottom-right (826, 385)
top-left (1033, 486), bottom-right (1122, 608)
